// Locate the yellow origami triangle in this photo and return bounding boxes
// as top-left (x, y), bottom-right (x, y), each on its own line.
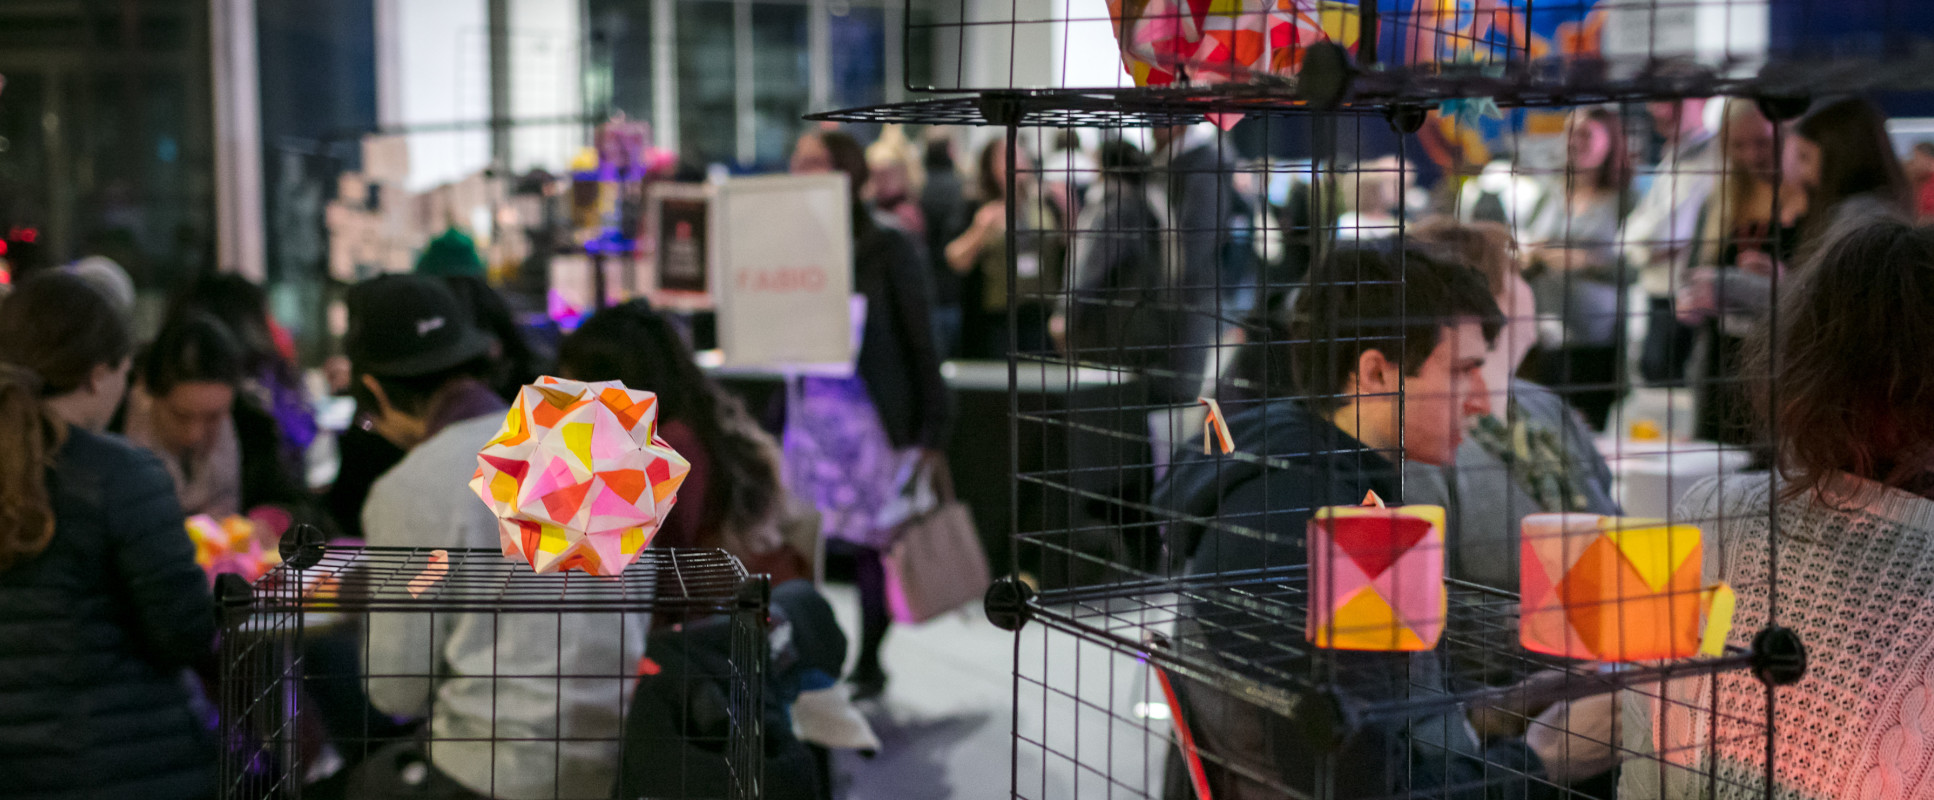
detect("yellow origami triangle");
top-left (1326, 588), bottom-right (1426, 650)
top-left (563, 422), bottom-right (594, 470)
top-left (488, 406), bottom-right (527, 447)
top-left (1601, 519), bottom-right (1699, 593)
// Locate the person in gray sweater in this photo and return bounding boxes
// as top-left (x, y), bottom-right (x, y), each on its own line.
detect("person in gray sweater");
top-left (1404, 221), bottom-right (1621, 593)
top-left (345, 276), bottom-right (645, 800)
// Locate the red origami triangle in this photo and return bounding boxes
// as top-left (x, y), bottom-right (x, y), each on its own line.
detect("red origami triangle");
top-left (481, 454), bottom-right (529, 482)
top-left (1329, 515), bottom-right (1431, 579)
top-left (541, 478), bottom-right (594, 522)
top-left (601, 469), bottom-right (648, 505)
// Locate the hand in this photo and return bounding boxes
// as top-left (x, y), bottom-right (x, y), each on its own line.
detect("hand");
top-left (1525, 692), bottom-right (1621, 783)
top-left (974, 202), bottom-right (1007, 235)
top-left (1048, 314), bottom-right (1068, 352)
top-left (1539, 246), bottom-right (1595, 273)
top-left (1676, 268), bottom-right (1719, 324)
top-left (1468, 668), bottom-right (1574, 740)
top-left (1736, 249), bottom-right (1784, 278)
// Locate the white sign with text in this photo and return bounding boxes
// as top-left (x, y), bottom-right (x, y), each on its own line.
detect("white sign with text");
top-left (713, 173), bottom-right (855, 372)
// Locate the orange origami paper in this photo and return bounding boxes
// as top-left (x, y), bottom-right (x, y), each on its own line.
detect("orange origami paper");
top-left (470, 377), bottom-right (691, 576)
top-left (1519, 514), bottom-right (1734, 662)
top-left (1307, 494), bottom-right (1446, 650)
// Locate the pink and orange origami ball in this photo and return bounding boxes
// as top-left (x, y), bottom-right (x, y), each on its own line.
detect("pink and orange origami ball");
top-left (470, 377), bottom-right (690, 576)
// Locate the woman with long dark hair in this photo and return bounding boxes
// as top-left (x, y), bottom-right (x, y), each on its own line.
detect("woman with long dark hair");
top-left (0, 274), bottom-right (216, 798)
top-left (1679, 97), bottom-right (1910, 446)
top-left (789, 129), bottom-right (953, 698)
top-left (1626, 215), bottom-right (1934, 800)
top-left (557, 300), bottom-right (803, 581)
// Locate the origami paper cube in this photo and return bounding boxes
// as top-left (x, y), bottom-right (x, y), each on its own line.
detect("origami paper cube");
top-left (470, 377), bottom-right (691, 576)
top-left (1105, 0), bottom-right (1362, 89)
top-left (1306, 502), bottom-right (1446, 650)
top-left (1519, 514), bottom-right (1717, 662)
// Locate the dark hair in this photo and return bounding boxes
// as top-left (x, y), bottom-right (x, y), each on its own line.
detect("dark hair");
top-left (923, 132), bottom-right (956, 171)
top-left (0, 274), bottom-right (133, 570)
top-left (1097, 140), bottom-right (1150, 180)
top-left (1573, 107), bottom-right (1634, 193)
top-left (1796, 97), bottom-right (1913, 226)
top-left (440, 275), bottom-right (544, 399)
top-left (1745, 215), bottom-right (1934, 504)
top-left (558, 301), bottom-right (782, 552)
top-left (976, 137), bottom-right (1019, 203)
top-left (1286, 245), bottom-right (1503, 413)
top-left (142, 312), bottom-right (246, 396)
top-left (1915, 141), bottom-right (1934, 159)
top-left (170, 273), bottom-right (284, 376)
top-left (804, 130), bottom-right (870, 205)
top-left (359, 356), bottom-right (493, 420)
top-left (1409, 217), bottom-right (1517, 297)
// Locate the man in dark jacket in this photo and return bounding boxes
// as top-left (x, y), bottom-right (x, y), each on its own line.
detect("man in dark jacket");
top-left (1156, 245), bottom-right (1617, 799)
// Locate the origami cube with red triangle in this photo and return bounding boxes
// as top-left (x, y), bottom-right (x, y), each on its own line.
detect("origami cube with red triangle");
top-left (1306, 502), bottom-right (1446, 651)
top-left (1519, 514), bottom-right (1707, 662)
top-left (470, 376), bottom-right (691, 576)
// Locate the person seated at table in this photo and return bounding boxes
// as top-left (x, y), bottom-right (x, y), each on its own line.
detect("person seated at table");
top-left (1157, 244), bottom-right (1617, 799)
top-left (556, 299), bottom-right (808, 585)
top-left (346, 275), bottom-right (643, 799)
top-left (0, 273), bottom-right (217, 799)
top-left (118, 311), bottom-right (310, 520)
top-left (1623, 215), bottom-right (1934, 799)
top-left (1402, 219), bottom-right (1621, 593)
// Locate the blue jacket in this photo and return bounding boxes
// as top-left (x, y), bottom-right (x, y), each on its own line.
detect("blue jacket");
top-left (1156, 398), bottom-right (1548, 800)
top-left (0, 428), bottom-right (216, 799)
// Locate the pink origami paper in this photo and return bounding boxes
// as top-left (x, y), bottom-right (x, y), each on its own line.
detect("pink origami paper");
top-left (1105, 0), bottom-right (1364, 89)
top-left (1307, 492), bottom-right (1446, 651)
top-left (470, 377), bottom-right (691, 576)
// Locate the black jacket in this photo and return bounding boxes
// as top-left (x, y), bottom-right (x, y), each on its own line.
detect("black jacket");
top-left (1155, 399), bottom-right (1547, 800)
top-left (854, 210), bottom-right (953, 450)
top-left (0, 428), bottom-right (218, 800)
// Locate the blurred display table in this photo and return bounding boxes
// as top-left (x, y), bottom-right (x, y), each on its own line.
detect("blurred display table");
top-left (1595, 438), bottom-right (1756, 519)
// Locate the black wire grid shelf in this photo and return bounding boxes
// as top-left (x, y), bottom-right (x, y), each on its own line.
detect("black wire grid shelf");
top-left (216, 543), bottom-right (770, 800)
top-left (988, 564), bottom-right (1754, 733)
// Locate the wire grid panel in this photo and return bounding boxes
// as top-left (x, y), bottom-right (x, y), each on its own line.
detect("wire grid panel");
top-left (217, 546), bottom-right (768, 800)
top-left (907, 0), bottom-right (1934, 97)
top-left (972, 88), bottom-right (1804, 796)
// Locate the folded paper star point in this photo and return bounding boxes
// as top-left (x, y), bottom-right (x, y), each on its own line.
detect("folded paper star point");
top-left (470, 376), bottom-right (691, 576)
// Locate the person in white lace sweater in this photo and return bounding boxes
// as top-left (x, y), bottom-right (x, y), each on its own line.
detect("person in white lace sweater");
top-left (1621, 213), bottom-right (1934, 800)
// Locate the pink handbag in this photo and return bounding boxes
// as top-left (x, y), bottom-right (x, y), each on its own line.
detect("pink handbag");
top-left (882, 459), bottom-right (991, 624)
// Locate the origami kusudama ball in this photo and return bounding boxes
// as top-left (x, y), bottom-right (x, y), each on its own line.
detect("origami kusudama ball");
top-left (471, 377), bottom-right (691, 576)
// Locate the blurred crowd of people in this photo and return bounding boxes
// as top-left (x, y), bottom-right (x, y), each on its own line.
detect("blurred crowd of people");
top-left (4, 93), bottom-right (1934, 799)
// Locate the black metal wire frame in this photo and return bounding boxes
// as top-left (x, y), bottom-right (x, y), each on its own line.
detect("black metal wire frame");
top-left (217, 546), bottom-right (769, 800)
top-left (1027, 564), bottom-right (1752, 724)
top-left (934, 82), bottom-right (1803, 797)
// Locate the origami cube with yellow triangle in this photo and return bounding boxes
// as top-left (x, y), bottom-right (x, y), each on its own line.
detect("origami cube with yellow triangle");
top-left (1306, 502), bottom-right (1446, 651)
top-left (1519, 514), bottom-right (1708, 661)
top-left (470, 376), bottom-right (691, 576)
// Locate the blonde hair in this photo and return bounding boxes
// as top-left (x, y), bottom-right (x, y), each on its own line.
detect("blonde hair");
top-left (865, 125), bottom-right (925, 197)
top-left (1698, 98), bottom-right (1776, 267)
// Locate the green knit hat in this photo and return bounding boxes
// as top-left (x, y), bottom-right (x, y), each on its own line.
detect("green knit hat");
top-left (414, 227), bottom-right (486, 278)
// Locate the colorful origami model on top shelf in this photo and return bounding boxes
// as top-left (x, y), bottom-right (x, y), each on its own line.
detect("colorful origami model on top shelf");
top-left (470, 376), bottom-right (691, 577)
top-left (1307, 491), bottom-right (1446, 651)
top-left (1519, 513), bottom-right (1734, 662)
top-left (1106, 0), bottom-right (1363, 88)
